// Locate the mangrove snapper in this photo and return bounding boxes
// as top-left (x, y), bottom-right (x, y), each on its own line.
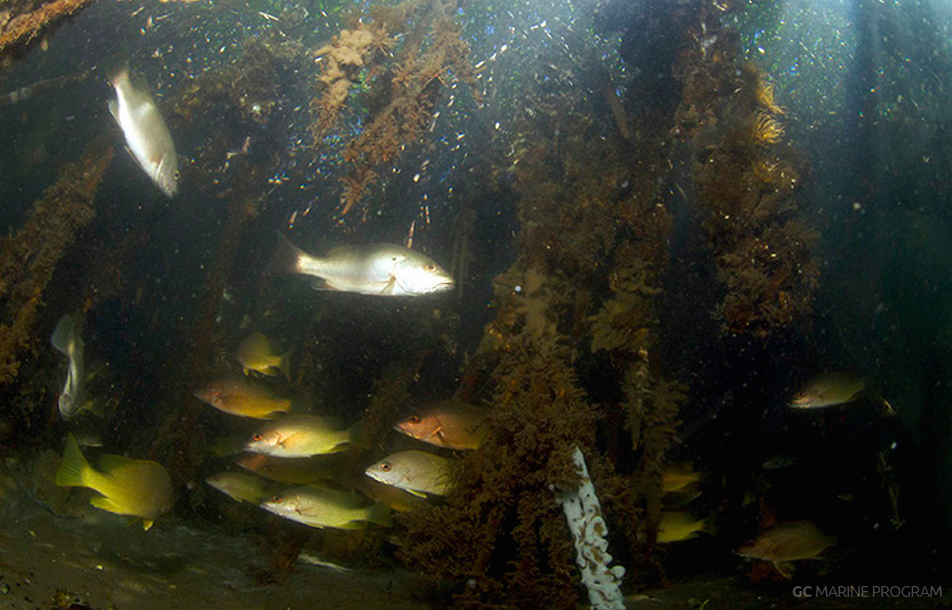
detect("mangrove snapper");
top-left (260, 486), bottom-right (392, 530)
top-left (364, 450), bottom-right (454, 497)
top-left (267, 233), bottom-right (454, 297)
top-left (193, 376), bottom-right (291, 419)
top-left (206, 471), bottom-right (274, 504)
top-left (790, 372), bottom-right (867, 409)
top-left (393, 400), bottom-right (487, 450)
top-left (736, 521), bottom-right (836, 578)
top-left (50, 315), bottom-right (86, 421)
top-left (55, 433), bottom-right (173, 530)
top-left (108, 67), bottom-right (179, 197)
top-left (235, 453), bottom-right (347, 486)
top-left (237, 332), bottom-right (291, 380)
top-left (245, 414), bottom-right (367, 458)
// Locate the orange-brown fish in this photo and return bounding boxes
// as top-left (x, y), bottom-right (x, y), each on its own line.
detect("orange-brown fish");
top-left (393, 400), bottom-right (487, 450)
top-left (736, 521), bottom-right (836, 578)
top-left (193, 376), bottom-right (291, 419)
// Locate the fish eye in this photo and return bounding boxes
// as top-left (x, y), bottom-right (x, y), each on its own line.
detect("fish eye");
top-left (271, 495), bottom-right (283, 503)
top-left (425, 263), bottom-right (436, 272)
top-left (409, 415), bottom-right (420, 424)
top-left (252, 433), bottom-right (263, 441)
top-left (379, 462), bottom-right (392, 472)
top-left (173, 170), bottom-right (181, 180)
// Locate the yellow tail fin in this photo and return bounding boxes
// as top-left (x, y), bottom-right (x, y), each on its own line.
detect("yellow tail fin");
top-left (55, 433), bottom-right (91, 488)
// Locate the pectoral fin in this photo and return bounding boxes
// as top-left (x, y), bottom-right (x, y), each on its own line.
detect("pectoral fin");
top-left (89, 495), bottom-right (121, 513)
top-left (108, 100), bottom-right (119, 123)
top-left (380, 278), bottom-right (396, 295)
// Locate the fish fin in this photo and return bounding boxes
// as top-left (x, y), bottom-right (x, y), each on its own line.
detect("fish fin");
top-left (242, 367), bottom-right (252, 376)
top-left (310, 279), bottom-right (339, 291)
top-left (81, 397), bottom-right (106, 418)
top-left (50, 315), bottom-right (75, 355)
top-left (380, 278), bottom-right (396, 295)
top-left (773, 561), bottom-right (795, 579)
top-left (365, 503), bottom-right (392, 528)
top-left (880, 395), bottom-right (897, 416)
top-left (338, 521), bottom-right (366, 530)
top-left (345, 420), bottom-right (372, 450)
top-left (107, 63), bottom-right (130, 88)
top-left (55, 433), bottom-right (92, 488)
top-left (142, 519), bottom-right (155, 531)
top-left (107, 99), bottom-right (119, 123)
top-left (266, 232), bottom-right (306, 276)
top-left (89, 495), bottom-right (121, 513)
top-left (278, 349), bottom-right (292, 382)
top-left (405, 489), bottom-right (429, 498)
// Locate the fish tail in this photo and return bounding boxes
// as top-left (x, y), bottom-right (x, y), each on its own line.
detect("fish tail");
top-left (107, 62), bottom-right (131, 88)
top-left (365, 503), bottom-right (393, 528)
top-left (50, 315), bottom-right (75, 356)
top-left (55, 433), bottom-right (92, 489)
top-left (346, 419), bottom-right (372, 450)
top-left (278, 349), bottom-right (292, 382)
top-left (266, 232), bottom-right (307, 276)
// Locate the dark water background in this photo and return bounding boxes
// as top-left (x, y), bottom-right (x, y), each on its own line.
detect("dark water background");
top-left (2, 0), bottom-right (952, 597)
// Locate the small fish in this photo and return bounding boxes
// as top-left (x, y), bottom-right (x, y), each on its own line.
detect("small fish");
top-left (206, 471), bottom-right (274, 504)
top-left (790, 372), bottom-right (867, 409)
top-left (267, 232), bottom-right (454, 297)
top-left (55, 433), bottom-right (173, 530)
top-left (108, 66), bottom-right (179, 197)
top-left (235, 453), bottom-right (346, 485)
top-left (393, 400), bottom-right (487, 450)
top-left (245, 415), bottom-right (367, 458)
top-left (657, 511), bottom-right (714, 543)
top-left (193, 376), bottom-right (291, 419)
top-left (50, 315), bottom-right (86, 421)
top-left (364, 450), bottom-right (454, 497)
top-left (736, 521), bottom-right (836, 579)
top-left (260, 486), bottom-right (392, 530)
top-left (237, 332), bottom-right (291, 381)
top-left (661, 467), bottom-right (701, 493)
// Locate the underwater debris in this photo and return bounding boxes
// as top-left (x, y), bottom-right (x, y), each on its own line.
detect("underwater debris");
top-left (0, 141), bottom-right (113, 385)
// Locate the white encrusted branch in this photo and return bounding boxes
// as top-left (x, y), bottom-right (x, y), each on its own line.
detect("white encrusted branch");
top-left (552, 446), bottom-right (625, 610)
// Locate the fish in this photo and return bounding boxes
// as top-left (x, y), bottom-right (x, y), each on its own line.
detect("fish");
top-left (245, 415), bottom-right (368, 458)
top-left (235, 453), bottom-right (347, 485)
top-left (790, 372), bottom-right (867, 408)
top-left (55, 433), bottom-right (173, 530)
top-left (206, 471), bottom-right (274, 504)
top-left (50, 315), bottom-right (86, 421)
top-left (236, 333), bottom-right (291, 381)
top-left (736, 521), bottom-right (836, 579)
top-left (393, 400), bottom-right (487, 450)
top-left (356, 477), bottom-right (428, 513)
top-left (259, 485), bottom-right (392, 530)
top-left (266, 232), bottom-right (455, 297)
top-left (108, 66), bottom-right (179, 198)
top-left (661, 467), bottom-right (701, 493)
top-left (193, 376), bottom-right (292, 419)
top-left (657, 511), bottom-right (713, 543)
top-left (364, 450), bottom-right (454, 497)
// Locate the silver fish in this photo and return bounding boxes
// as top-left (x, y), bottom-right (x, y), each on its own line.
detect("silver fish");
top-left (50, 315), bottom-right (85, 421)
top-left (108, 67), bottom-right (179, 197)
top-left (267, 233), bottom-right (454, 297)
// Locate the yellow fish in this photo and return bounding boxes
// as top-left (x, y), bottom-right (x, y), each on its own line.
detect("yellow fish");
top-left (55, 434), bottom-right (173, 530)
top-left (236, 332), bottom-right (291, 381)
top-left (245, 415), bottom-right (368, 458)
top-left (364, 450), bottom-right (454, 497)
top-left (393, 400), bottom-right (487, 450)
top-left (662, 467), bottom-right (701, 493)
top-left (260, 486), bottom-right (392, 530)
top-left (235, 453), bottom-right (347, 486)
top-left (193, 376), bottom-right (291, 419)
top-left (206, 471), bottom-right (275, 504)
top-left (657, 511), bottom-right (713, 543)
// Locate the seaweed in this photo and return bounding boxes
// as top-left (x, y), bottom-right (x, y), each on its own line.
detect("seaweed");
top-left (308, 0), bottom-right (478, 216)
top-left (673, 10), bottom-right (819, 337)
